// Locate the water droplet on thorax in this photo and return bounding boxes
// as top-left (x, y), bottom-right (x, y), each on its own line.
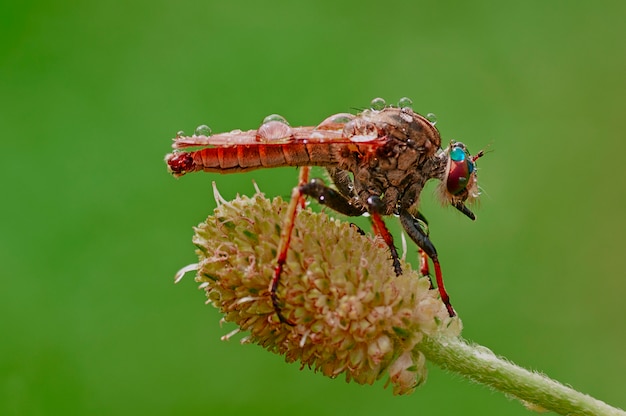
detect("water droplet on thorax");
top-left (262, 114), bottom-right (290, 126)
top-left (176, 130), bottom-right (185, 138)
top-left (315, 113), bottom-right (355, 131)
top-left (426, 112), bottom-right (437, 125)
top-left (397, 97), bottom-right (413, 109)
top-left (194, 124), bottom-right (212, 136)
top-left (370, 97), bottom-right (386, 111)
top-left (328, 114), bottom-right (353, 124)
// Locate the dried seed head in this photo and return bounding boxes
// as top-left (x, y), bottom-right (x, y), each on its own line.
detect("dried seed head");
top-left (186, 193), bottom-right (461, 395)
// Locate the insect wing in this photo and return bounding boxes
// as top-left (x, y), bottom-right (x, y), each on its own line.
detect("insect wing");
top-left (170, 111), bottom-right (383, 151)
top-left (172, 126), bottom-right (348, 150)
top-left (167, 113), bottom-right (387, 176)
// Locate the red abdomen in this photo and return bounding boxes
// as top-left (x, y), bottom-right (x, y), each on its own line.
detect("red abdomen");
top-left (166, 142), bottom-right (338, 176)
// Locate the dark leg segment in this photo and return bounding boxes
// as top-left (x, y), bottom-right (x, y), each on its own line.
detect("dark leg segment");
top-left (399, 209), bottom-right (455, 317)
top-left (299, 179), bottom-right (365, 216)
top-left (414, 212), bottom-right (434, 289)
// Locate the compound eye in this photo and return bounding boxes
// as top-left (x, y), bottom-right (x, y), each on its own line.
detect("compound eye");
top-left (446, 144), bottom-right (475, 195)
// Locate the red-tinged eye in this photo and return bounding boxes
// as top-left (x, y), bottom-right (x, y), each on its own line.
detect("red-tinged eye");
top-left (446, 143), bottom-right (475, 195)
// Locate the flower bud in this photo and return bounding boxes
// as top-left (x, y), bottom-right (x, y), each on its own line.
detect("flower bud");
top-left (181, 193), bottom-right (461, 394)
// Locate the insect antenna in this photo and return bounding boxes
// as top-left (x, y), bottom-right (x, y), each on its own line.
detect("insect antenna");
top-left (473, 141), bottom-right (494, 162)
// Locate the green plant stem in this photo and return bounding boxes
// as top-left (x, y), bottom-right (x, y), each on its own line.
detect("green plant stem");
top-left (420, 336), bottom-right (625, 415)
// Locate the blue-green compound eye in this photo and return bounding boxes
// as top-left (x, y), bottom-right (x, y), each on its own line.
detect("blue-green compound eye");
top-left (450, 147), bottom-right (466, 162)
top-left (468, 160), bottom-right (475, 174)
top-left (446, 145), bottom-right (473, 195)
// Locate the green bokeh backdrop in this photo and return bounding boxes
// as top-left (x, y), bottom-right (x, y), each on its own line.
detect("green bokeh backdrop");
top-left (2, 1), bottom-right (625, 414)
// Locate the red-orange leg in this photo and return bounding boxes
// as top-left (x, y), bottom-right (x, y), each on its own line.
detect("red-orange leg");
top-left (269, 166), bottom-right (310, 325)
top-left (433, 260), bottom-right (454, 317)
top-left (369, 211), bottom-right (402, 276)
top-left (418, 248), bottom-right (434, 289)
top-left (399, 209), bottom-right (456, 317)
top-left (298, 167), bottom-right (309, 209)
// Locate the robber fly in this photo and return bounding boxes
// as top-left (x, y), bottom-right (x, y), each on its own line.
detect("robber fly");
top-left (166, 98), bottom-right (483, 322)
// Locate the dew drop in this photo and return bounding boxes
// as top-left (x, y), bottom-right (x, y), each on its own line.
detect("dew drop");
top-left (176, 130), bottom-right (185, 138)
top-left (327, 114), bottom-right (354, 124)
top-left (262, 114), bottom-right (290, 126)
top-left (257, 115), bottom-right (293, 141)
top-left (397, 97), bottom-right (413, 109)
top-left (370, 97), bottom-right (386, 111)
top-left (315, 113), bottom-right (355, 131)
top-left (194, 124), bottom-right (212, 136)
top-left (426, 112), bottom-right (437, 125)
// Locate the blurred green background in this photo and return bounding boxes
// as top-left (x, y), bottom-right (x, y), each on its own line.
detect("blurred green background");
top-left (2, 0), bottom-right (625, 414)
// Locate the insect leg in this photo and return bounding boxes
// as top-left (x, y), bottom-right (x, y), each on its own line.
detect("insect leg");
top-left (367, 196), bottom-right (403, 276)
top-left (300, 181), bottom-right (403, 276)
top-left (326, 167), bottom-right (356, 199)
top-left (298, 166), bottom-right (310, 209)
top-left (299, 178), bottom-right (365, 217)
top-left (399, 209), bottom-right (455, 317)
top-left (269, 166), bottom-right (311, 325)
top-left (350, 223), bottom-right (366, 235)
top-left (418, 247), bottom-right (432, 288)
top-left (415, 212), bottom-right (434, 289)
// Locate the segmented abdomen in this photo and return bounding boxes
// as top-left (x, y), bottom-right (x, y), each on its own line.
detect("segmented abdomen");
top-left (167, 143), bottom-right (339, 176)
